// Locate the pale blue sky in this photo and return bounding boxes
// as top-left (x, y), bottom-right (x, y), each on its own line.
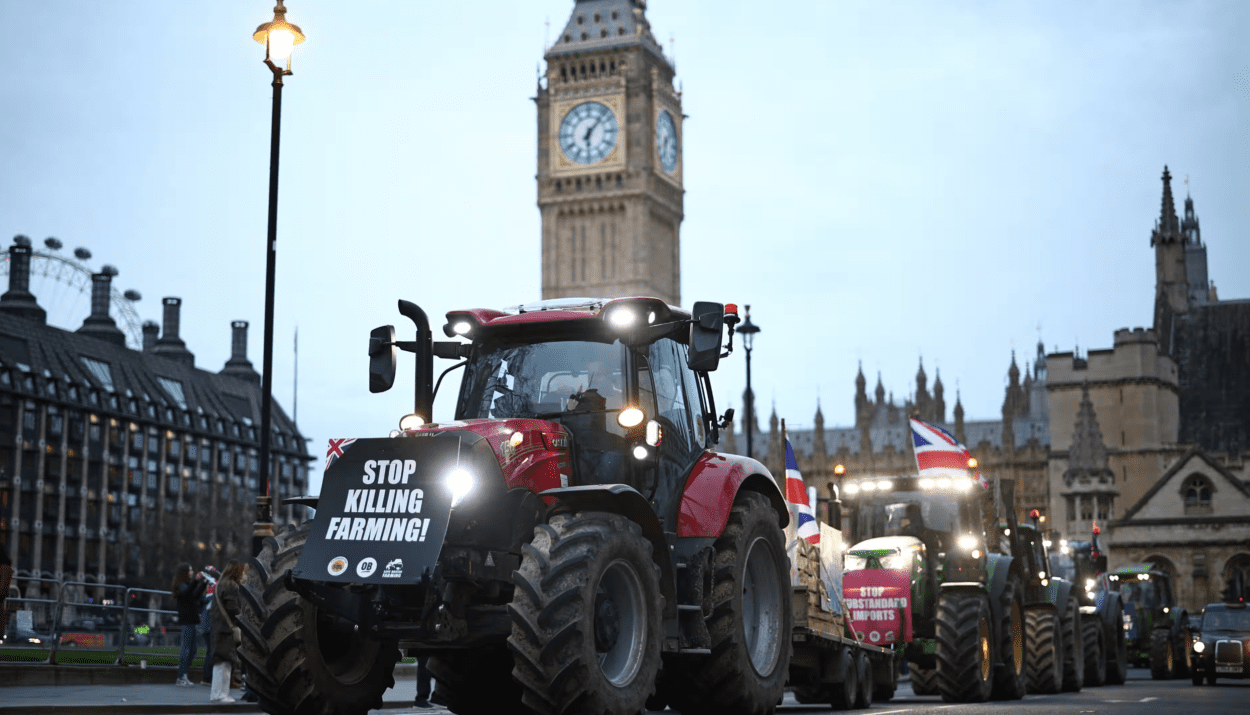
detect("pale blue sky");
top-left (2, 1), bottom-right (1247, 492)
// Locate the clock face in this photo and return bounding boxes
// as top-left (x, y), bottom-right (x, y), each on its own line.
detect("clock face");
top-left (656, 109), bottom-right (678, 173)
top-left (559, 102), bottom-right (619, 165)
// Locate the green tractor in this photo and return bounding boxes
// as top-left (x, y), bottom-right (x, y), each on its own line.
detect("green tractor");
top-left (1013, 516), bottom-right (1086, 694)
top-left (1047, 527), bottom-right (1129, 686)
top-left (1108, 563), bottom-right (1192, 679)
top-left (839, 474), bottom-right (1031, 703)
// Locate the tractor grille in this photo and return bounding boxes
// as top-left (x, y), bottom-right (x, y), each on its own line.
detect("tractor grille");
top-left (1215, 640), bottom-right (1244, 665)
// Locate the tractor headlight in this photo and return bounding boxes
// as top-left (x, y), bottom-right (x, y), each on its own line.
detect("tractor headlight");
top-left (452, 321), bottom-right (472, 335)
top-left (845, 483), bottom-right (860, 495)
top-left (1193, 641), bottom-right (1205, 653)
top-left (958, 535), bottom-right (979, 551)
top-left (399, 413), bottom-right (426, 431)
top-left (618, 407), bottom-right (645, 428)
top-left (1085, 578), bottom-right (1096, 592)
top-left (446, 467), bottom-right (474, 507)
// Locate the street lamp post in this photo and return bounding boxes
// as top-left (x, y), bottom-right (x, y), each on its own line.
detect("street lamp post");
top-left (738, 306), bottom-right (760, 459)
top-left (251, 2), bottom-right (305, 556)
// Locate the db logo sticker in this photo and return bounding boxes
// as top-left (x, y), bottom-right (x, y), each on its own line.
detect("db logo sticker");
top-left (327, 556), bottom-right (349, 576)
top-left (357, 557), bottom-right (377, 578)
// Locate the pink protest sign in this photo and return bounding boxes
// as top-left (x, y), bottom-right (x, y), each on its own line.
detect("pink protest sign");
top-left (843, 569), bottom-right (913, 645)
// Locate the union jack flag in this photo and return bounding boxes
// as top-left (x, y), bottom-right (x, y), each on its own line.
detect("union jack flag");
top-left (910, 418), bottom-right (982, 484)
top-left (324, 437), bottom-right (358, 472)
top-left (784, 438), bottom-right (820, 545)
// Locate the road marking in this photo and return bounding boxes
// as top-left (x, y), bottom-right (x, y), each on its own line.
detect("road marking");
top-left (1105, 697), bottom-right (1160, 703)
top-left (871, 710), bottom-right (913, 714)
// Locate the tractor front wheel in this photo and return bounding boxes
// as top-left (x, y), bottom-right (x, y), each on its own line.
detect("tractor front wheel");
top-left (935, 591), bottom-right (995, 703)
top-left (1082, 618), bottom-right (1107, 687)
top-left (909, 666), bottom-right (938, 696)
top-left (1105, 602), bottom-right (1129, 685)
top-left (236, 523), bottom-right (400, 715)
top-left (1061, 596), bottom-right (1085, 692)
top-left (508, 511), bottom-right (662, 715)
top-left (1025, 606), bottom-right (1063, 694)
top-left (991, 575), bottom-right (1027, 700)
top-left (428, 650), bottom-right (530, 715)
top-left (1149, 627), bottom-right (1173, 680)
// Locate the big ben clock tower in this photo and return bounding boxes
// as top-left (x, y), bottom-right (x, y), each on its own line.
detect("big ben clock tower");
top-left (537, 0), bottom-right (683, 306)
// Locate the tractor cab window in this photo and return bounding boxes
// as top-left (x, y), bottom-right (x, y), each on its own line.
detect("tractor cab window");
top-left (645, 339), bottom-right (697, 455)
top-left (850, 492), bottom-right (975, 553)
top-left (458, 340), bottom-right (626, 420)
top-left (1116, 580), bottom-right (1161, 609)
top-left (1049, 551), bottom-right (1076, 583)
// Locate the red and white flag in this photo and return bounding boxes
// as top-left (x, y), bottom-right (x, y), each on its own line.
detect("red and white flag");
top-left (909, 418), bottom-right (981, 484)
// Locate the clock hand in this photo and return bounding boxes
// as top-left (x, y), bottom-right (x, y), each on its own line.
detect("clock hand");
top-left (583, 119), bottom-right (600, 145)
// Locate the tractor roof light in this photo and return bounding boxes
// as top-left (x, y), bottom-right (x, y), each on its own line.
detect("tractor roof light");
top-left (919, 477), bottom-right (935, 489)
top-left (607, 307), bottom-right (637, 329)
top-left (954, 477), bottom-right (972, 490)
top-left (845, 483), bottom-right (860, 495)
top-left (876, 479), bottom-right (893, 491)
top-left (617, 407), bottom-right (645, 428)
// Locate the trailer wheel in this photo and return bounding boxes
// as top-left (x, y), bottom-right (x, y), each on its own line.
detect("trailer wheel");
top-left (1061, 596), bottom-right (1085, 691)
top-left (674, 491), bottom-right (791, 715)
top-left (428, 650), bottom-right (530, 715)
top-left (991, 575), bottom-right (1026, 700)
top-left (909, 666), bottom-right (938, 696)
top-left (1024, 607), bottom-right (1063, 694)
top-left (792, 684), bottom-right (829, 704)
top-left (1082, 618), bottom-right (1106, 687)
top-left (828, 651), bottom-right (858, 711)
top-left (236, 522), bottom-right (400, 715)
top-left (508, 511), bottom-right (662, 715)
top-left (1149, 627), bottom-right (1173, 680)
top-left (854, 650), bottom-right (873, 709)
top-left (1105, 601), bottom-right (1128, 685)
top-left (935, 590), bottom-right (994, 703)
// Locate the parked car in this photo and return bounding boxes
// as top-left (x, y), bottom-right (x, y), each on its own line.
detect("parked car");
top-left (1190, 602), bottom-right (1250, 685)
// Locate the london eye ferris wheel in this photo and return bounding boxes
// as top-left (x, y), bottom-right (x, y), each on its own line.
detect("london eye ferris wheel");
top-left (2, 235), bottom-right (146, 350)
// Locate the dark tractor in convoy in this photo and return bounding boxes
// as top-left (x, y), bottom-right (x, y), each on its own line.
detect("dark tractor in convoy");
top-left (1012, 515), bottom-right (1085, 694)
top-left (839, 473), bottom-right (1034, 703)
top-left (1047, 526), bottom-right (1129, 686)
top-left (1109, 563), bottom-right (1192, 680)
top-left (236, 298), bottom-right (796, 715)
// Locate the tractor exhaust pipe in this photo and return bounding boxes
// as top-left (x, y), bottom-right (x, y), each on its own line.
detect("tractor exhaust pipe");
top-left (398, 300), bottom-right (435, 423)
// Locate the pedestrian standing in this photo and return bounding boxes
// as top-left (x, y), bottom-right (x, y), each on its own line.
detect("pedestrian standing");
top-left (171, 562), bottom-right (208, 686)
top-left (0, 550), bottom-right (12, 642)
top-left (210, 560), bottom-right (245, 703)
top-left (197, 565), bottom-right (219, 684)
top-left (413, 656), bottom-right (432, 708)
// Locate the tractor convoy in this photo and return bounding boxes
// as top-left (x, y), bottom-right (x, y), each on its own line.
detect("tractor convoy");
top-left (238, 297), bottom-right (1139, 715)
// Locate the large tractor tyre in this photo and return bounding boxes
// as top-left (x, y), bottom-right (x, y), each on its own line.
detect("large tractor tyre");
top-left (1061, 596), bottom-right (1085, 692)
top-left (672, 491), bottom-right (792, 715)
top-left (991, 575), bottom-right (1027, 700)
top-left (1104, 603), bottom-right (1129, 685)
top-left (1024, 607), bottom-right (1063, 694)
top-left (854, 650), bottom-right (873, 709)
top-left (508, 511), bottom-right (663, 715)
top-left (1149, 627), bottom-right (1173, 680)
top-left (1172, 627), bottom-right (1192, 678)
top-left (236, 522), bottom-right (400, 715)
top-left (1082, 618), bottom-right (1107, 688)
top-left (828, 655), bottom-right (858, 711)
top-left (909, 666), bottom-right (939, 696)
top-left (428, 650), bottom-right (531, 715)
top-left (934, 591), bottom-right (995, 703)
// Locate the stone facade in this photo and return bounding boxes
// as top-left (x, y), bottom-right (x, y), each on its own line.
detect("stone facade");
top-left (537, 0), bottom-right (683, 306)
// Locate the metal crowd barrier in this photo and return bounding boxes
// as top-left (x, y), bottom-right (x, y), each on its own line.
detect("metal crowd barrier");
top-left (2, 574), bottom-right (202, 668)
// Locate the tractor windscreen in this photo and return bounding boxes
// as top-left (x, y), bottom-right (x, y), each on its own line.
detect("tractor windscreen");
top-left (458, 339), bottom-right (627, 421)
top-left (1115, 580), bottom-right (1162, 609)
top-left (849, 492), bottom-right (974, 552)
top-left (1050, 551), bottom-right (1076, 582)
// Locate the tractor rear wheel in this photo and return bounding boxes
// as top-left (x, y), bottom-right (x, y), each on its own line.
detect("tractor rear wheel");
top-left (991, 575), bottom-right (1027, 700)
top-left (1061, 596), bottom-right (1085, 692)
top-left (1173, 626), bottom-right (1192, 678)
top-left (236, 523), bottom-right (400, 715)
top-left (909, 666), bottom-right (938, 696)
top-left (1024, 607), bottom-right (1063, 694)
top-left (1082, 618), bottom-right (1107, 687)
top-left (1105, 602), bottom-right (1129, 685)
top-left (673, 491), bottom-right (791, 715)
top-left (1149, 627), bottom-right (1173, 680)
top-left (935, 591), bottom-right (995, 703)
top-left (508, 511), bottom-right (662, 715)
top-left (428, 650), bottom-right (530, 715)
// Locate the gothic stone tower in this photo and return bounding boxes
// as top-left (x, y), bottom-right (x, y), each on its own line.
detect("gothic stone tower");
top-left (537, 0), bottom-right (683, 306)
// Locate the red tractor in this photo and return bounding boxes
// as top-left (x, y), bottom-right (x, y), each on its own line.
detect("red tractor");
top-left (237, 298), bottom-right (793, 715)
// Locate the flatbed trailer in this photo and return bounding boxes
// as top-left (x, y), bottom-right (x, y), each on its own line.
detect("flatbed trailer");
top-left (785, 531), bottom-right (899, 709)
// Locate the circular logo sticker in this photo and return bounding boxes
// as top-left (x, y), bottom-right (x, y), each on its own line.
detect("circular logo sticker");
top-left (327, 556), bottom-right (349, 576)
top-left (357, 557), bottom-right (377, 578)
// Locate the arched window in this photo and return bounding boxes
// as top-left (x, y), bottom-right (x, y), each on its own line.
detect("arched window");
top-left (1181, 473), bottom-right (1213, 514)
top-left (1221, 553), bottom-right (1250, 602)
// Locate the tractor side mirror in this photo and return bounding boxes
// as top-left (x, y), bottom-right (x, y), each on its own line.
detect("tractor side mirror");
top-left (688, 301), bottom-right (724, 371)
top-left (369, 325), bottom-right (397, 393)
